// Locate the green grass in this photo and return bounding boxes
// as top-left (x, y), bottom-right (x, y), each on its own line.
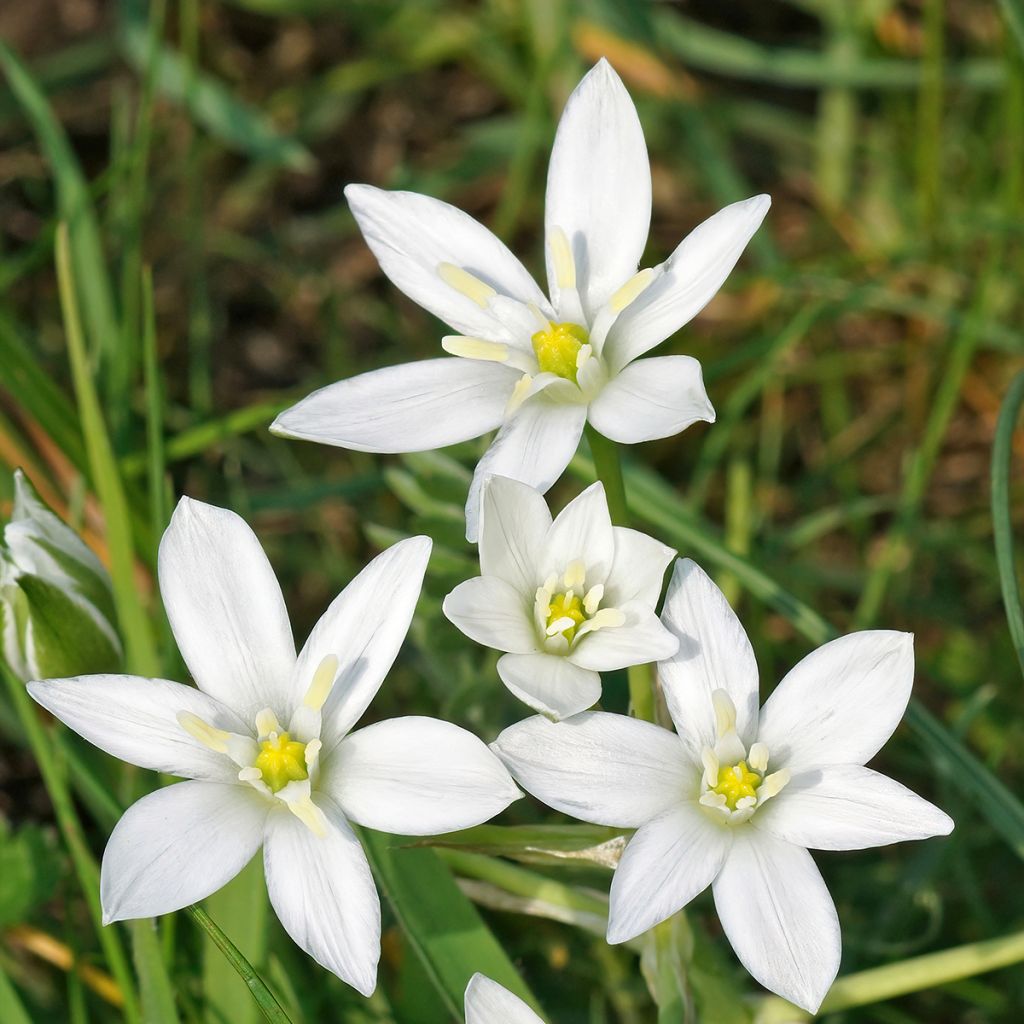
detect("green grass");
top-left (1, 1), bottom-right (1023, 1022)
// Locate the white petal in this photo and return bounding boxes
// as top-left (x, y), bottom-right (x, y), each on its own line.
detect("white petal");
top-left (658, 559), bottom-right (759, 761)
top-left (101, 782), bottom-right (267, 922)
top-left (608, 801), bottom-right (730, 943)
top-left (323, 717), bottom-right (520, 835)
top-left (271, 358), bottom-right (518, 453)
top-left (493, 712), bottom-right (692, 828)
top-left (569, 601), bottom-right (678, 672)
top-left (28, 675), bottom-right (246, 783)
top-left (756, 631), bottom-right (915, 773)
top-left (605, 195), bottom-right (770, 373)
top-left (465, 974), bottom-right (543, 1024)
top-left (545, 60), bottom-right (651, 318)
top-left (292, 537), bottom-right (431, 750)
top-left (589, 356), bottom-right (714, 445)
top-left (345, 184), bottom-right (550, 339)
top-left (755, 764), bottom-right (953, 851)
top-left (605, 527), bottom-right (676, 607)
top-left (158, 498), bottom-right (296, 720)
top-left (479, 476), bottom-right (551, 593)
top-left (443, 575), bottom-right (537, 654)
top-left (713, 830), bottom-right (840, 1013)
top-left (538, 482), bottom-right (615, 585)
top-left (263, 796), bottom-right (380, 996)
top-left (465, 399), bottom-right (587, 542)
top-left (497, 652), bottom-right (601, 720)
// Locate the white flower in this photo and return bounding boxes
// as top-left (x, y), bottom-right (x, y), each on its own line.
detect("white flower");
top-left (465, 973), bottom-right (543, 1024)
top-left (271, 59), bottom-right (769, 540)
top-left (1, 469), bottom-right (122, 680)
top-left (28, 498), bottom-right (520, 996)
top-left (493, 558), bottom-right (953, 1012)
top-left (443, 476), bottom-right (677, 720)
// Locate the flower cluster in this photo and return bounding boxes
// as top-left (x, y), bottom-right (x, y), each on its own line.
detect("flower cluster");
top-left (26, 57), bottom-right (953, 1020)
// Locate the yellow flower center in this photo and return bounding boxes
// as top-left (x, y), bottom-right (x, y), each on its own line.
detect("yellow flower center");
top-left (255, 731), bottom-right (308, 793)
top-left (546, 591), bottom-right (586, 643)
top-left (531, 321), bottom-right (589, 381)
top-left (711, 760), bottom-right (761, 811)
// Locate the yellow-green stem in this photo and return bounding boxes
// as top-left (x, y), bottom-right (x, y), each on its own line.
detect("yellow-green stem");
top-left (1, 663), bottom-right (141, 1024)
top-left (585, 425), bottom-right (656, 722)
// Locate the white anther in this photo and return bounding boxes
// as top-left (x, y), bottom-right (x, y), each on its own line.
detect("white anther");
top-left (575, 607), bottom-right (626, 641)
top-left (255, 708), bottom-right (283, 740)
top-left (748, 742), bottom-right (769, 773)
top-left (546, 616), bottom-right (576, 637)
top-left (701, 747), bottom-right (719, 788)
top-left (176, 711), bottom-right (229, 753)
top-left (609, 268), bottom-right (656, 313)
top-left (304, 738), bottom-right (322, 773)
top-left (437, 263), bottom-right (496, 307)
top-left (563, 560), bottom-right (586, 590)
top-left (575, 343), bottom-right (593, 370)
top-left (758, 768), bottom-right (792, 804)
top-left (583, 584), bottom-right (604, 615)
top-left (548, 226), bottom-right (576, 290)
top-left (711, 690), bottom-right (737, 738)
top-left (442, 336), bottom-right (510, 362)
top-left (304, 654), bottom-right (339, 712)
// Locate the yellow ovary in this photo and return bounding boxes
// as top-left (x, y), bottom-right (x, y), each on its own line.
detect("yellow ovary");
top-left (531, 322), bottom-right (589, 382)
top-left (711, 760), bottom-right (761, 810)
top-left (255, 731), bottom-right (308, 792)
top-left (546, 591), bottom-right (586, 643)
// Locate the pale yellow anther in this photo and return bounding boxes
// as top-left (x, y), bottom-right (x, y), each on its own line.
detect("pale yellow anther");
top-left (563, 560), bottom-right (586, 590)
top-left (304, 738), bottom-right (322, 772)
top-left (575, 344), bottom-right (593, 370)
top-left (287, 795), bottom-right (328, 838)
top-left (546, 616), bottom-right (576, 637)
top-left (543, 574), bottom-right (559, 592)
top-left (583, 584), bottom-right (604, 616)
top-left (587, 607), bottom-right (626, 630)
top-left (701, 747), bottom-right (719, 788)
top-left (437, 263), bottom-right (496, 307)
top-left (548, 227), bottom-right (576, 290)
top-left (759, 768), bottom-right (792, 802)
top-left (177, 711), bottom-right (229, 753)
top-left (505, 374), bottom-right (535, 417)
top-left (711, 689), bottom-right (738, 738)
top-left (304, 654), bottom-right (339, 711)
top-left (441, 336), bottom-right (510, 362)
top-left (609, 268), bottom-right (656, 313)
top-left (255, 708), bottom-right (283, 739)
top-left (748, 742), bottom-right (769, 773)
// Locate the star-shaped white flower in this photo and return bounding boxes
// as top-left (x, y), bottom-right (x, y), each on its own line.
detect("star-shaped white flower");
top-left (28, 498), bottom-right (520, 996)
top-left (271, 59), bottom-right (769, 540)
top-left (443, 476), bottom-right (677, 720)
top-left (465, 974), bottom-right (543, 1024)
top-left (493, 558), bottom-right (953, 1012)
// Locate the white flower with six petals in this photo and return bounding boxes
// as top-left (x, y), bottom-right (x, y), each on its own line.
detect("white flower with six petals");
top-left (271, 60), bottom-right (769, 540)
top-left (443, 476), bottom-right (677, 720)
top-left (29, 498), bottom-right (520, 996)
top-left (493, 558), bottom-right (953, 1012)
top-left (465, 973), bottom-right (543, 1024)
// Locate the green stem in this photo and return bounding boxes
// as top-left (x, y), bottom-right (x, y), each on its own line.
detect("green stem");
top-left (1, 664), bottom-right (141, 1024)
top-left (585, 426), bottom-right (656, 722)
top-left (759, 927), bottom-right (1024, 1018)
top-left (991, 369), bottom-right (1024, 680)
top-left (185, 907), bottom-right (293, 1024)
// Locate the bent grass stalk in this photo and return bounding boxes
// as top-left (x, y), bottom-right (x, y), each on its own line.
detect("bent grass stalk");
top-left (585, 424), bottom-right (656, 723)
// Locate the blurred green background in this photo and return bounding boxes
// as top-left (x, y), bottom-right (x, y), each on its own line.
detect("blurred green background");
top-left (1, 0), bottom-right (1024, 1021)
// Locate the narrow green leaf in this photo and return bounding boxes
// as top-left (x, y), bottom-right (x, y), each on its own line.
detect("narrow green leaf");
top-left (360, 828), bottom-right (543, 1018)
top-left (415, 823), bottom-right (625, 869)
top-left (991, 370), bottom-right (1024, 680)
top-left (0, 961), bottom-right (33, 1024)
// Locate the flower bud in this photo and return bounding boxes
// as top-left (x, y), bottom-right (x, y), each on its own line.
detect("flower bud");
top-left (1, 470), bottom-right (122, 680)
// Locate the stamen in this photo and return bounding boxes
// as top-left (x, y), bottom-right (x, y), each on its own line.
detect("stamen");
top-left (441, 336), bottom-right (510, 362)
top-left (583, 584), bottom-right (604, 616)
top-left (548, 226), bottom-right (576, 290)
top-left (609, 268), bottom-right (656, 313)
top-left (255, 708), bottom-right (282, 740)
top-left (546, 616), bottom-right (576, 637)
top-left (505, 373), bottom-right (535, 417)
top-left (711, 689), bottom-right (738, 738)
top-left (437, 263), bottom-right (496, 307)
top-left (758, 768), bottom-right (791, 803)
top-left (701, 747), bottom-right (719, 788)
top-left (748, 742), bottom-right (769, 772)
top-left (563, 560), bottom-right (586, 590)
top-left (177, 711), bottom-right (229, 753)
top-left (304, 654), bottom-right (339, 711)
